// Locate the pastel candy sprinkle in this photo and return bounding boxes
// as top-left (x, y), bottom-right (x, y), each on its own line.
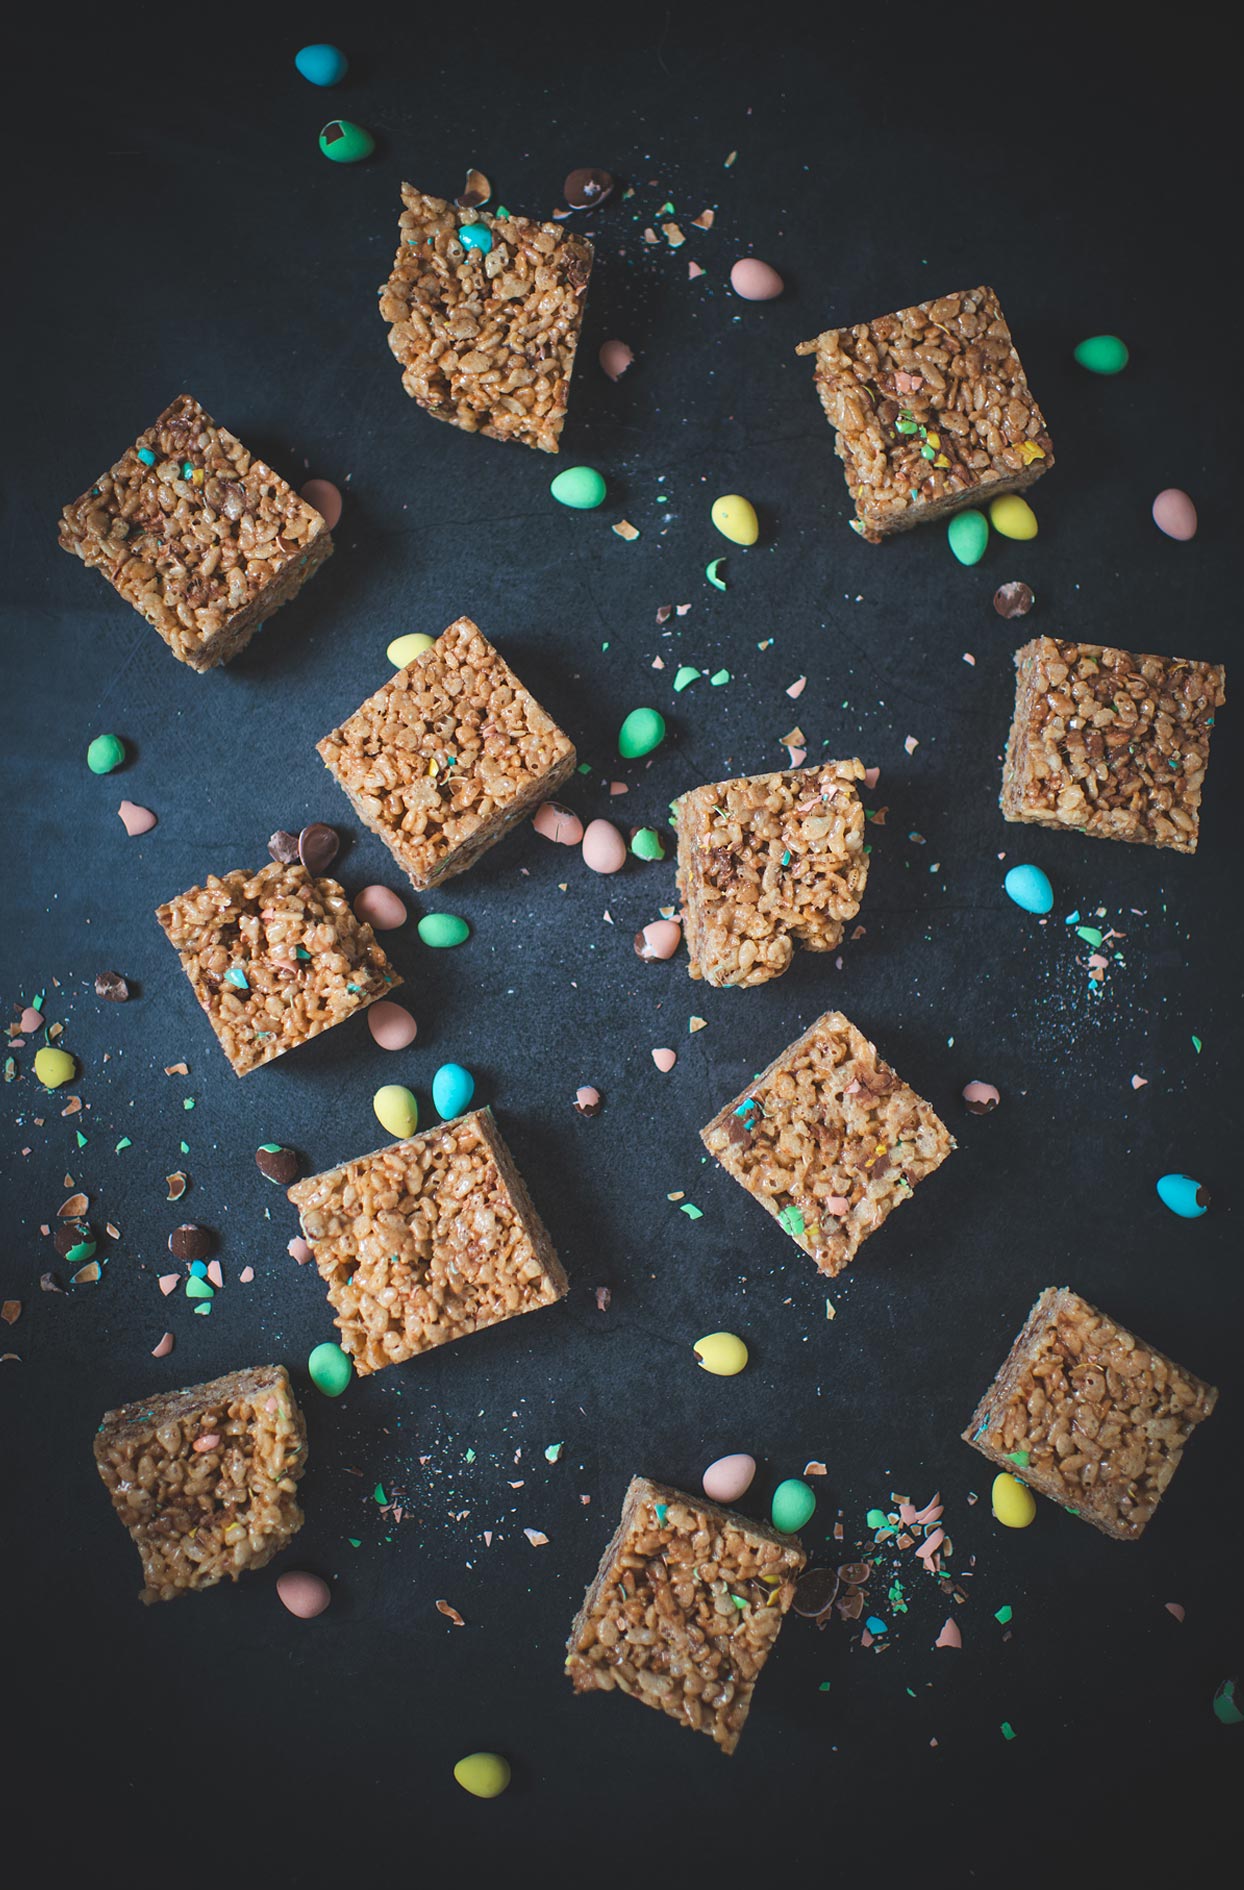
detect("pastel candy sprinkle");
top-left (1004, 863), bottom-right (1053, 914)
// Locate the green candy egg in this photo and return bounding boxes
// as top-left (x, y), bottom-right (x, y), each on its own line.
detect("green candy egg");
top-left (770, 1477), bottom-right (816, 1534)
top-left (1073, 334), bottom-right (1129, 375)
top-left (630, 827), bottom-right (666, 861)
top-left (550, 465), bottom-right (607, 510)
top-left (87, 733), bottom-right (125, 774)
top-left (318, 120), bottom-right (375, 164)
top-left (417, 913), bottom-right (470, 949)
top-left (308, 1341), bottom-right (353, 1398)
top-left (947, 509), bottom-right (989, 566)
top-left (618, 707), bottom-right (666, 758)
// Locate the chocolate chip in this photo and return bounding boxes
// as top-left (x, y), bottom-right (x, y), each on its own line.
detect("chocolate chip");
top-left (298, 823), bottom-right (340, 874)
top-left (725, 1113), bottom-right (755, 1146)
top-left (95, 971), bottom-right (130, 1002)
top-left (993, 581), bottom-right (1034, 619)
top-left (792, 1567), bottom-right (840, 1619)
top-left (255, 1144), bottom-right (300, 1186)
top-left (169, 1223), bottom-right (212, 1261)
top-left (268, 830), bottom-right (301, 865)
top-left (54, 1220), bottom-right (93, 1258)
top-left (563, 167), bottom-right (614, 210)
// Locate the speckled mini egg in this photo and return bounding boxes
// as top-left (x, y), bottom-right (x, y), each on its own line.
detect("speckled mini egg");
top-left (1152, 488), bottom-right (1198, 541)
top-left (367, 1001), bottom-right (417, 1051)
top-left (582, 819), bottom-right (627, 874)
top-left (353, 885), bottom-right (408, 931)
top-left (1003, 863), bottom-right (1053, 915)
top-left (276, 1570), bottom-right (332, 1618)
top-left (432, 1062), bottom-right (475, 1121)
top-left (730, 258), bottom-right (784, 301)
top-left (702, 1454), bottom-right (756, 1503)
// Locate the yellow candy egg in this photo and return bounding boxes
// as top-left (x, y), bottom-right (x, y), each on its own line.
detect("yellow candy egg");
top-left (988, 494), bottom-right (1038, 540)
top-left (33, 1047), bottom-right (76, 1089)
top-left (373, 1084), bottom-right (419, 1138)
top-left (387, 632), bottom-right (436, 668)
top-left (711, 494), bottom-right (759, 546)
top-left (991, 1472), bottom-right (1036, 1528)
top-left (693, 1331), bottom-right (749, 1376)
top-left (453, 1752), bottom-right (511, 1799)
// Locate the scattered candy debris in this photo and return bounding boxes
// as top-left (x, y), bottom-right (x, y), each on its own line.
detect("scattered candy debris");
top-left (524, 1528), bottom-right (549, 1547)
top-left (652, 1047), bottom-right (677, 1072)
top-left (563, 166), bottom-right (613, 208)
top-left (1213, 1679), bottom-right (1242, 1725)
top-left (935, 1618), bottom-right (962, 1649)
top-left (151, 1331), bottom-right (174, 1357)
top-left (635, 920), bottom-right (681, 961)
top-left (612, 519), bottom-right (640, 541)
top-left (1156, 1173), bottom-right (1208, 1218)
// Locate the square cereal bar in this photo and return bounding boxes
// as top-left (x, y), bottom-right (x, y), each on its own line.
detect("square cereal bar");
top-left (316, 616), bottom-right (576, 891)
top-left (94, 1365), bottom-right (307, 1603)
top-left (287, 1109), bottom-right (567, 1376)
top-left (155, 861), bottom-right (400, 1077)
top-left (1000, 636), bottom-right (1226, 853)
top-left (795, 285), bottom-right (1053, 542)
top-left (675, 761), bottom-right (869, 988)
top-left (58, 394), bottom-right (333, 671)
top-left (963, 1287), bottom-right (1218, 1541)
top-left (379, 185), bottom-right (593, 453)
top-left (701, 1010), bottom-right (954, 1279)
top-left (565, 1475), bottom-right (806, 1754)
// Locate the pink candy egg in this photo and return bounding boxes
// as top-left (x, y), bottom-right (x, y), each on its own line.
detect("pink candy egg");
top-left (730, 258), bottom-right (783, 301)
top-left (300, 479), bottom-right (343, 530)
top-left (581, 818), bottom-right (627, 874)
top-left (1152, 488), bottom-right (1197, 540)
top-left (367, 1001), bottom-right (418, 1051)
top-left (652, 1047), bottom-right (677, 1072)
top-left (276, 1570), bottom-right (332, 1619)
top-left (634, 919), bottom-right (682, 961)
top-left (117, 800), bottom-right (158, 836)
top-left (353, 884), bottom-right (408, 930)
top-left (702, 1454), bottom-right (756, 1504)
top-left (532, 802), bottom-right (584, 846)
top-left (599, 339), bottom-right (634, 380)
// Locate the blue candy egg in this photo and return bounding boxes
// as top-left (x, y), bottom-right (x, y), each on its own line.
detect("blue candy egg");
top-left (1003, 864), bottom-right (1053, 915)
top-left (432, 1062), bottom-right (476, 1121)
top-left (459, 224), bottom-right (493, 254)
top-left (1156, 1173), bottom-right (1208, 1219)
top-left (295, 43), bottom-right (348, 86)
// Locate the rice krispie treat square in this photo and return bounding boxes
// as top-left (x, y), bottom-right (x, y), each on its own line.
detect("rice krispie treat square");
top-left (565, 1476), bottom-right (806, 1755)
top-left (1000, 637), bottom-right (1226, 853)
top-left (155, 861), bottom-right (400, 1077)
top-left (379, 185), bottom-right (593, 453)
top-left (675, 761), bottom-right (870, 988)
top-left (316, 616), bottom-right (577, 891)
top-left (94, 1365), bottom-right (307, 1603)
top-left (796, 286), bottom-right (1053, 542)
top-left (963, 1287), bottom-right (1218, 1541)
top-left (701, 1010), bottom-right (954, 1279)
top-left (287, 1109), bottom-right (567, 1376)
top-left (58, 394), bottom-right (333, 670)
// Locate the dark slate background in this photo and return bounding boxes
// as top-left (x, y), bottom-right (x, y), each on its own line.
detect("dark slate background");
top-left (4, 11), bottom-right (1237, 1878)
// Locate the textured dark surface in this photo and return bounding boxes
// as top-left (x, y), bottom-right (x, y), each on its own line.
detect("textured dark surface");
top-left (3, 13), bottom-right (1237, 1878)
